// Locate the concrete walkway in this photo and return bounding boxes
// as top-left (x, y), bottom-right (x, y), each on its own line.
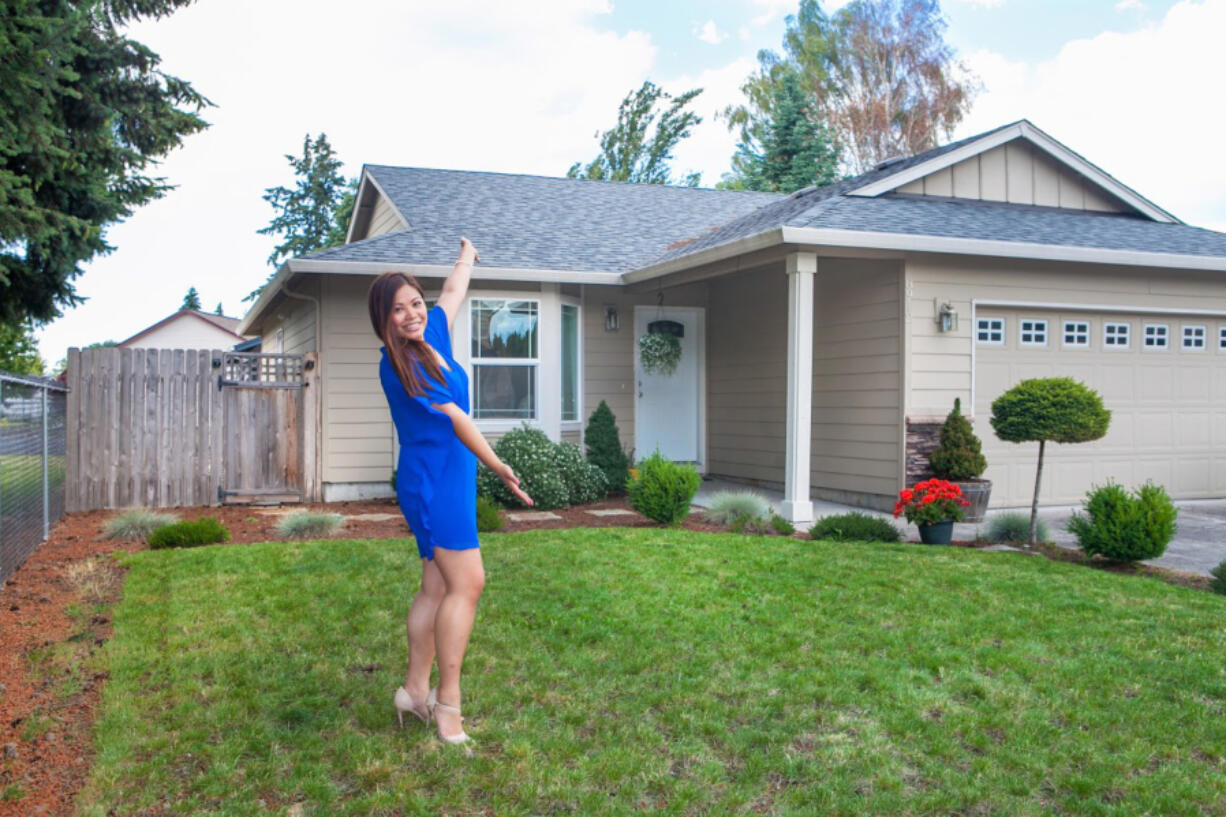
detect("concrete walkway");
top-left (693, 478), bottom-right (1226, 577)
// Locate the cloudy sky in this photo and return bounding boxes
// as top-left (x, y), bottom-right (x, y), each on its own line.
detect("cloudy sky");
top-left (34, 0), bottom-right (1226, 366)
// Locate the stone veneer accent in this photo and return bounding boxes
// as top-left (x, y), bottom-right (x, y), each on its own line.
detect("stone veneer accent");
top-left (905, 418), bottom-right (944, 485)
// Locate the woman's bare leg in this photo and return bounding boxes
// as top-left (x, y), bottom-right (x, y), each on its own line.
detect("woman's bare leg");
top-left (404, 558), bottom-right (445, 702)
top-left (430, 547), bottom-right (485, 737)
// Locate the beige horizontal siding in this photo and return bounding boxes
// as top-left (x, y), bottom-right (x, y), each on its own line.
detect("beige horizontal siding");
top-left (368, 193), bottom-right (407, 238)
top-left (896, 140), bottom-right (1126, 213)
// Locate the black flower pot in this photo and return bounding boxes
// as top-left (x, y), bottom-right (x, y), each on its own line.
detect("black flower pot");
top-left (917, 519), bottom-right (954, 545)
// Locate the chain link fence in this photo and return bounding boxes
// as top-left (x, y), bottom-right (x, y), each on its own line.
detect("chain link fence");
top-left (1, 371), bottom-right (68, 585)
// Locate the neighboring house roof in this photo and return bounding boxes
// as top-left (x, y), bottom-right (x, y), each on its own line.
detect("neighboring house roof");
top-left (306, 166), bottom-right (782, 273)
top-left (118, 309), bottom-right (252, 348)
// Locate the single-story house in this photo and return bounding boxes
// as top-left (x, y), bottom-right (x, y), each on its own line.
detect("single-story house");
top-left (238, 119), bottom-right (1226, 521)
top-left (119, 308), bottom-right (253, 350)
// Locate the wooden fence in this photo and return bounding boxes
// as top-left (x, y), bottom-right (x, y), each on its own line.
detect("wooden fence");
top-left (65, 347), bottom-right (320, 512)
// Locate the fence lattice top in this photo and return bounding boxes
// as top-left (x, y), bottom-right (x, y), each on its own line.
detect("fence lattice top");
top-left (220, 353), bottom-right (304, 386)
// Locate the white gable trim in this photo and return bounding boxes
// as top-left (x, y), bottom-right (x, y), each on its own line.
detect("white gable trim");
top-left (847, 121), bottom-right (1181, 225)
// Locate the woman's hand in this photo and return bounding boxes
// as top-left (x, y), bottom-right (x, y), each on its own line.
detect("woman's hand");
top-left (459, 236), bottom-right (480, 266)
top-left (493, 460), bottom-right (533, 507)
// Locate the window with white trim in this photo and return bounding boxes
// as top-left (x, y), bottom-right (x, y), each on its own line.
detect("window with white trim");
top-left (560, 303), bottom-right (580, 422)
top-left (1143, 324), bottom-right (1168, 349)
top-left (1182, 325), bottom-right (1207, 350)
top-left (470, 299), bottom-right (538, 419)
top-left (1063, 321), bottom-right (1089, 347)
top-left (977, 317), bottom-right (1004, 345)
top-left (1104, 322), bottom-right (1130, 348)
top-left (1019, 319), bottom-right (1048, 346)
top-left (1220, 326), bottom-right (1226, 350)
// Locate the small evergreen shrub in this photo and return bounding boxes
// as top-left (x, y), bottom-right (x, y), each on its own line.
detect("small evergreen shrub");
top-left (477, 426), bottom-right (570, 509)
top-left (702, 491), bottom-right (771, 525)
top-left (584, 401), bottom-right (631, 494)
top-left (103, 509), bottom-right (178, 540)
top-left (476, 496), bottom-right (502, 533)
top-left (554, 441), bottom-right (609, 505)
top-left (626, 450), bottom-right (701, 526)
top-left (985, 512), bottom-right (1050, 544)
top-left (809, 512), bottom-right (901, 543)
top-left (929, 398), bottom-right (987, 480)
top-left (769, 513), bottom-right (795, 535)
top-left (1067, 481), bottom-right (1178, 562)
top-left (148, 517), bottom-right (230, 549)
top-left (1210, 561), bottom-right (1226, 596)
top-left (276, 510), bottom-right (344, 539)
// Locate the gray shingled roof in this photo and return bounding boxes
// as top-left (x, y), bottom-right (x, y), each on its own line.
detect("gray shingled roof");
top-left (305, 166), bottom-right (781, 273)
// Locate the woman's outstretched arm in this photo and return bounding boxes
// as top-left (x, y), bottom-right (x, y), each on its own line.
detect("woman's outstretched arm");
top-left (432, 401), bottom-right (534, 507)
top-left (436, 237), bottom-right (479, 328)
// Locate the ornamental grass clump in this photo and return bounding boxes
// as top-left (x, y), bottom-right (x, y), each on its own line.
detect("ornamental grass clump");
top-left (626, 450), bottom-right (701, 526)
top-left (103, 509), bottom-right (178, 540)
top-left (1066, 481), bottom-right (1178, 562)
top-left (584, 400), bottom-right (631, 493)
top-left (929, 398), bottom-right (987, 480)
top-left (702, 491), bottom-right (772, 525)
top-left (985, 512), bottom-right (1050, 545)
top-left (809, 512), bottom-right (901, 543)
top-left (275, 511), bottom-right (345, 539)
top-left (147, 517), bottom-right (229, 550)
top-left (892, 479), bottom-right (969, 526)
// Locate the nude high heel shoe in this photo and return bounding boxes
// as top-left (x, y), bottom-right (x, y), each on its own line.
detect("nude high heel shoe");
top-left (426, 687), bottom-right (470, 744)
top-left (394, 686), bottom-right (429, 728)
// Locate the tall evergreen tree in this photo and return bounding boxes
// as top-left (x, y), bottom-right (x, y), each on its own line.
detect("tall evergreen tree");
top-left (567, 82), bottom-right (704, 187)
top-left (722, 68), bottom-right (838, 192)
top-left (181, 286), bottom-right (202, 310)
top-left (0, 0), bottom-right (210, 326)
top-left (214, 302), bottom-right (224, 316)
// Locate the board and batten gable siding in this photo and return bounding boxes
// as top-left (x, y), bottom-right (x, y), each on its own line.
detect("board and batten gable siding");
top-left (906, 256), bottom-right (1226, 419)
top-left (896, 140), bottom-right (1125, 212)
top-left (705, 259), bottom-right (903, 504)
top-left (581, 282), bottom-right (709, 457)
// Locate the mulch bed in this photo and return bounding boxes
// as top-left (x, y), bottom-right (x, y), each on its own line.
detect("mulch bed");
top-left (0, 498), bottom-right (1210, 815)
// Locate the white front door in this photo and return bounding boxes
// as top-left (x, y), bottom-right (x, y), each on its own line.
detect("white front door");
top-left (634, 307), bottom-right (704, 465)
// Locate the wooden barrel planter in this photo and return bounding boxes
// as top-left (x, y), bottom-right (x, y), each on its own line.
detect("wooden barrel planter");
top-left (955, 480), bottom-right (992, 524)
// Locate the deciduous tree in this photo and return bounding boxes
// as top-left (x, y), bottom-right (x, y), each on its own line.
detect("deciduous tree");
top-left (0, 321), bottom-right (45, 375)
top-left (0, 0), bottom-right (210, 326)
top-left (568, 82), bottom-right (703, 187)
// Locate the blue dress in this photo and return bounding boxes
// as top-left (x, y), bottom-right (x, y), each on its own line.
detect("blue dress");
top-left (379, 305), bottom-right (479, 561)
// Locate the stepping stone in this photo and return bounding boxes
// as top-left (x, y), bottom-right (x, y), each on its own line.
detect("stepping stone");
top-left (585, 509), bottom-right (637, 517)
top-left (346, 513), bottom-right (401, 522)
top-left (981, 544), bottom-right (1037, 554)
top-left (507, 511), bottom-right (563, 522)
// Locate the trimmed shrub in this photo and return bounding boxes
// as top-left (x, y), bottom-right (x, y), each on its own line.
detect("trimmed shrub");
top-left (1066, 481), bottom-right (1178, 562)
top-left (985, 512), bottom-right (1050, 545)
top-left (477, 426), bottom-right (569, 510)
top-left (1210, 561), bottom-right (1226, 596)
top-left (584, 400), bottom-right (631, 494)
top-left (626, 450), bottom-right (701, 526)
top-left (554, 441), bottom-right (609, 506)
top-left (276, 511), bottom-right (344, 539)
top-left (702, 490), bottom-right (771, 525)
top-left (769, 513), bottom-right (795, 535)
top-left (809, 512), bottom-right (901, 543)
top-left (103, 509), bottom-right (178, 540)
top-left (148, 517), bottom-right (229, 549)
top-left (476, 496), bottom-right (502, 533)
top-left (929, 398), bottom-right (987, 480)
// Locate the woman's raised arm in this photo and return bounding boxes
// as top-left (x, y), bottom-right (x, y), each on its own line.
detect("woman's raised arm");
top-left (436, 237), bottom-right (479, 328)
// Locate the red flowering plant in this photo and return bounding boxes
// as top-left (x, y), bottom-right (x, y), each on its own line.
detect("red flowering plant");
top-left (893, 479), bottom-right (971, 526)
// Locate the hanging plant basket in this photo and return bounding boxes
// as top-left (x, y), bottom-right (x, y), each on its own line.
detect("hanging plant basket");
top-left (638, 331), bottom-right (682, 376)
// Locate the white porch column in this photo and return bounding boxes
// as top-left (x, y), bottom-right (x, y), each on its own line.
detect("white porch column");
top-left (782, 252), bottom-right (816, 524)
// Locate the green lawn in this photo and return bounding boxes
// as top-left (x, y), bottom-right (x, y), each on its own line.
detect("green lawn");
top-left (77, 530), bottom-right (1226, 816)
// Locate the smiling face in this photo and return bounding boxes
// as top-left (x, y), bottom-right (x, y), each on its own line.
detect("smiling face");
top-left (391, 283), bottom-right (428, 342)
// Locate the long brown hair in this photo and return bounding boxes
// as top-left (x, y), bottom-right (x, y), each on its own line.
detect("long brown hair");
top-left (368, 272), bottom-right (447, 398)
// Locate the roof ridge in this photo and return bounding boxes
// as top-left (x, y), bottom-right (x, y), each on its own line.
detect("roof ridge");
top-left (364, 164), bottom-right (783, 196)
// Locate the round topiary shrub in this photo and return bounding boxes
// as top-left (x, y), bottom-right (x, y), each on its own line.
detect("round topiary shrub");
top-left (930, 398), bottom-right (987, 481)
top-left (584, 400), bottom-right (631, 494)
top-left (554, 441), bottom-right (609, 506)
top-left (808, 512), bottom-right (901, 543)
top-left (1066, 481), bottom-right (1178, 562)
top-left (626, 450), bottom-right (701, 526)
top-left (477, 426), bottom-right (570, 510)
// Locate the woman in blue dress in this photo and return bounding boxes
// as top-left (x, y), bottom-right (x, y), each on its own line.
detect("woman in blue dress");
top-left (368, 238), bottom-right (533, 744)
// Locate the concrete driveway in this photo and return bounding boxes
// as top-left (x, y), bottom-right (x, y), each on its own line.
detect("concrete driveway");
top-left (694, 479), bottom-right (1226, 577)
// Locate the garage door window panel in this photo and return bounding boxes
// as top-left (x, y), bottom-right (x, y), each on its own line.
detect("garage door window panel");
top-left (1063, 321), bottom-right (1090, 348)
top-left (977, 317), bottom-right (1005, 345)
top-left (1020, 319), bottom-right (1048, 347)
top-left (1143, 324), bottom-right (1169, 350)
top-left (1182, 325), bottom-right (1206, 351)
top-left (1219, 326), bottom-right (1226, 350)
top-left (1104, 322), bottom-right (1130, 349)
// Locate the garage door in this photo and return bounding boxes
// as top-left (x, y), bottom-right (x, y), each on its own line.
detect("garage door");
top-left (974, 308), bottom-right (1226, 507)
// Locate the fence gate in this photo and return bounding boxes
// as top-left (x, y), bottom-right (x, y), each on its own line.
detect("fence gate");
top-left (219, 353), bottom-right (305, 504)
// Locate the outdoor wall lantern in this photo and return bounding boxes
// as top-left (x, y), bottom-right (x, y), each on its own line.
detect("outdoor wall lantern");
top-left (936, 300), bottom-right (958, 333)
top-left (604, 305), bottom-right (619, 332)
